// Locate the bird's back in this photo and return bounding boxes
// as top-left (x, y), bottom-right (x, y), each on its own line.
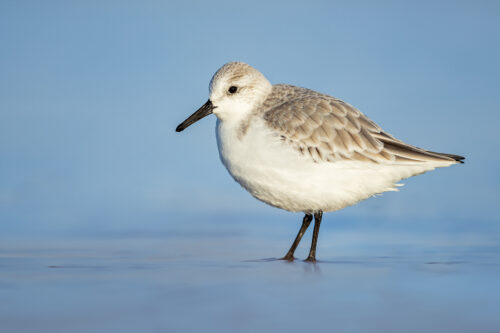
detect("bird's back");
top-left (260, 84), bottom-right (464, 166)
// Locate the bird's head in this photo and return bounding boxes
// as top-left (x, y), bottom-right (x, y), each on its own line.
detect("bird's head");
top-left (176, 62), bottom-right (272, 132)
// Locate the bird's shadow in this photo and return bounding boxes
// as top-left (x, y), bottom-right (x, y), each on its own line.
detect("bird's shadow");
top-left (242, 257), bottom-right (286, 263)
top-left (242, 257), bottom-right (358, 264)
top-left (242, 257), bottom-right (325, 274)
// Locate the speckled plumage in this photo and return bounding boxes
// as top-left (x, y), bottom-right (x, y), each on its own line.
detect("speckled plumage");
top-left (177, 61), bottom-right (463, 213)
top-left (259, 84), bottom-right (461, 165)
top-left (176, 61), bottom-right (464, 260)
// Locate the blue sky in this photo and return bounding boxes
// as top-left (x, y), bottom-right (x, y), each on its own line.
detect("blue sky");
top-left (1, 1), bottom-right (499, 239)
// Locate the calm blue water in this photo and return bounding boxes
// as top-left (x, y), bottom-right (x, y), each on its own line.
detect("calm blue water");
top-left (1, 216), bottom-right (499, 333)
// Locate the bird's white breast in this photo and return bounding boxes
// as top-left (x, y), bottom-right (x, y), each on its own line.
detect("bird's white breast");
top-left (215, 116), bottom-right (436, 213)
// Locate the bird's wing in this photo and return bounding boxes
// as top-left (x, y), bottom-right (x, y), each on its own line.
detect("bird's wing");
top-left (263, 95), bottom-right (459, 164)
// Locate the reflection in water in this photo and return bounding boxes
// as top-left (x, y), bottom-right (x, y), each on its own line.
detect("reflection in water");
top-left (0, 234), bottom-right (499, 333)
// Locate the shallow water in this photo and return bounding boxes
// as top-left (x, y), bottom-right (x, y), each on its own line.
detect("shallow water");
top-left (1, 225), bottom-right (499, 333)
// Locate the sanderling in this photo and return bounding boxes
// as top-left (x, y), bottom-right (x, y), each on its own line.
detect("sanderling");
top-left (176, 62), bottom-right (464, 262)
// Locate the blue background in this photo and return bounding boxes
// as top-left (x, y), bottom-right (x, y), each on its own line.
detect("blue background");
top-left (1, 1), bottom-right (499, 332)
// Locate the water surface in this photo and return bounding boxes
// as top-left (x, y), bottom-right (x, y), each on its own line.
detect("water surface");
top-left (1, 227), bottom-right (499, 333)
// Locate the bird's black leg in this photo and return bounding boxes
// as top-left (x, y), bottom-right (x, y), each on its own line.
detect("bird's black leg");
top-left (305, 211), bottom-right (323, 262)
top-left (281, 213), bottom-right (313, 261)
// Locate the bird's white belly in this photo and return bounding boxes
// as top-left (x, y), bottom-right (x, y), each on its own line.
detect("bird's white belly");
top-left (215, 119), bottom-right (431, 213)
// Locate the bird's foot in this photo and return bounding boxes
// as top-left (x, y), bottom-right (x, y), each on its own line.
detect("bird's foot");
top-left (280, 254), bottom-right (295, 262)
top-left (304, 256), bottom-right (317, 263)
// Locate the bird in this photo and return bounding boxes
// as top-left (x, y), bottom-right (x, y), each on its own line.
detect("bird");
top-left (175, 62), bottom-right (464, 262)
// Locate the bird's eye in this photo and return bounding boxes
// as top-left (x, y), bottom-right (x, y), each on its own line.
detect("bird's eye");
top-left (228, 86), bottom-right (238, 94)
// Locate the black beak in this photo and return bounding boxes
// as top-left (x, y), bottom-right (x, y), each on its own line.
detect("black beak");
top-left (176, 100), bottom-right (215, 132)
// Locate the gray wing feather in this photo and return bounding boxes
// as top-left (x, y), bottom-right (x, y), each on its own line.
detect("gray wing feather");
top-left (263, 91), bottom-right (459, 164)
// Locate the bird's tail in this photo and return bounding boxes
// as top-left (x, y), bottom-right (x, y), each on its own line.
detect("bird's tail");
top-left (425, 151), bottom-right (465, 164)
